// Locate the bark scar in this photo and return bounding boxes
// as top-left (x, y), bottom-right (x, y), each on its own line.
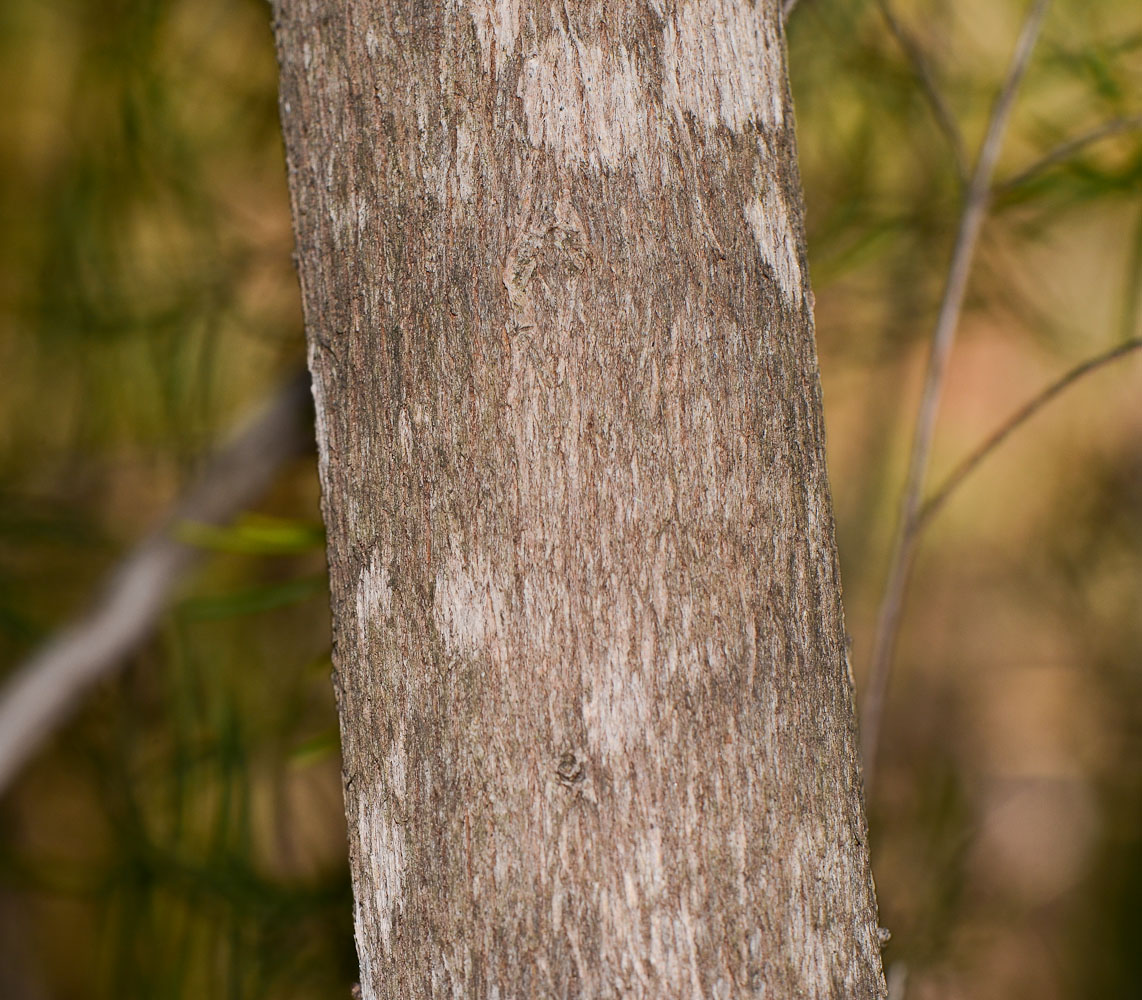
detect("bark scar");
top-left (556, 749), bottom-right (585, 785)
top-left (502, 192), bottom-right (587, 333)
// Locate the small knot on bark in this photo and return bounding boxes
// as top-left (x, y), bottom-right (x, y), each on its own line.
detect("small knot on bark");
top-left (556, 750), bottom-right (584, 785)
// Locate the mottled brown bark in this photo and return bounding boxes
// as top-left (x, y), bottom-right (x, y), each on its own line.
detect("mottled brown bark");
top-left (272, 1), bottom-right (885, 997)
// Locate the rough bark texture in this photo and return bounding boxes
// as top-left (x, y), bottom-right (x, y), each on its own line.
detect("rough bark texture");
top-left (272, 1), bottom-right (886, 997)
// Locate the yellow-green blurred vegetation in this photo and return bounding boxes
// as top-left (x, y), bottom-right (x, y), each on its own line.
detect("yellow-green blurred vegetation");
top-left (1, 0), bottom-right (1139, 997)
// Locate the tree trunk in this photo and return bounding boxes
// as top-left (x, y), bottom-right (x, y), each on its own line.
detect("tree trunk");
top-left (271, 1), bottom-right (885, 996)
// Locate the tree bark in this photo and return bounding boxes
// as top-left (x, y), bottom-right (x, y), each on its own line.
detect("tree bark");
top-left (272, 1), bottom-right (885, 997)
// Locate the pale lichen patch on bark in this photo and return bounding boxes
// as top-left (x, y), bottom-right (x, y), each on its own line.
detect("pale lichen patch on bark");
top-left (352, 898), bottom-right (375, 1000)
top-left (787, 826), bottom-right (835, 992)
top-left (744, 164), bottom-right (803, 307)
top-left (433, 547), bottom-right (510, 658)
top-left (660, 0), bottom-right (786, 134)
top-left (596, 825), bottom-right (715, 996)
top-left (580, 590), bottom-right (653, 763)
top-left (396, 408), bottom-right (414, 465)
top-left (466, 0), bottom-right (522, 74)
top-left (517, 26), bottom-right (665, 183)
top-left (307, 361), bottom-right (333, 485)
top-left (355, 791), bottom-right (407, 962)
top-left (454, 114), bottom-right (479, 202)
top-left (355, 551), bottom-right (393, 652)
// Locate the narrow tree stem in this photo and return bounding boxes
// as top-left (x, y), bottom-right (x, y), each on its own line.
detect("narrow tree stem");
top-left (861, 0), bottom-right (1051, 792)
top-left (998, 114), bottom-right (1142, 193)
top-left (874, 0), bottom-right (970, 182)
top-left (917, 338), bottom-right (1142, 530)
top-left (0, 372), bottom-right (312, 796)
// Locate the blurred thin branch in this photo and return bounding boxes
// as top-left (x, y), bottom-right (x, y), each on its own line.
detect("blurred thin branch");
top-left (0, 372), bottom-right (313, 797)
top-left (887, 962), bottom-right (909, 1000)
top-left (861, 0), bottom-right (1052, 791)
top-left (874, 0), bottom-right (970, 182)
top-left (783, 0), bottom-right (800, 22)
top-left (916, 338), bottom-right (1142, 530)
top-left (1122, 205), bottom-right (1142, 343)
top-left (998, 114), bottom-right (1142, 192)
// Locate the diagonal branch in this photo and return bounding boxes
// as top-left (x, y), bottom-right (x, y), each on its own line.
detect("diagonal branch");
top-left (916, 338), bottom-right (1142, 530)
top-left (997, 114), bottom-right (1142, 193)
top-left (860, 0), bottom-right (1052, 792)
top-left (874, 0), bottom-right (970, 183)
top-left (0, 371), bottom-right (314, 797)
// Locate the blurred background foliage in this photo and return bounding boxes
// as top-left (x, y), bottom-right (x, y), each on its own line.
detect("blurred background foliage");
top-left (0, 0), bottom-right (1139, 997)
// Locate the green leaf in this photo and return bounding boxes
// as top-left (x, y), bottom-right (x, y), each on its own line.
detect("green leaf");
top-left (174, 514), bottom-right (325, 555)
top-left (288, 728), bottom-right (341, 766)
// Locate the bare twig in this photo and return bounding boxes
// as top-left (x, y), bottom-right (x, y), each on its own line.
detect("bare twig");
top-left (998, 114), bottom-right (1142, 192)
top-left (874, 0), bottom-right (970, 182)
top-left (1120, 205), bottom-right (1142, 343)
top-left (0, 371), bottom-right (313, 796)
top-left (861, 0), bottom-right (1051, 791)
top-left (916, 338), bottom-right (1142, 529)
top-left (886, 962), bottom-right (910, 1000)
top-left (782, 0), bottom-right (800, 22)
